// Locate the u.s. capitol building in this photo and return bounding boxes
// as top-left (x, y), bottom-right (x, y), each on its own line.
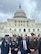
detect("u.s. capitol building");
top-left (0, 5), bottom-right (41, 37)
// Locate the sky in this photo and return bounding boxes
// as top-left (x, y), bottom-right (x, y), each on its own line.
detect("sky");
top-left (0, 0), bottom-right (41, 23)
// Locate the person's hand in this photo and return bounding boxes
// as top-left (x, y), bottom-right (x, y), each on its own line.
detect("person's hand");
top-left (30, 49), bottom-right (35, 52)
top-left (14, 48), bottom-right (18, 51)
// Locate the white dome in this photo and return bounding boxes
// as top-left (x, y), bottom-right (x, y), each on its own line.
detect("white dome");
top-left (14, 5), bottom-right (27, 18)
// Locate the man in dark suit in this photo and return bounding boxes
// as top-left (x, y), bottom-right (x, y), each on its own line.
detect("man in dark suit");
top-left (38, 36), bottom-right (41, 54)
top-left (20, 34), bottom-right (30, 54)
top-left (1, 35), bottom-right (10, 54)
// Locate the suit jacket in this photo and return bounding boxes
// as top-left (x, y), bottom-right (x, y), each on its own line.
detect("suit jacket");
top-left (38, 38), bottom-right (41, 54)
top-left (20, 39), bottom-right (30, 53)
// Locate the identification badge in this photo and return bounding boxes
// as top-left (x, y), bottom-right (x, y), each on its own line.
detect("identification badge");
top-left (4, 43), bottom-right (6, 47)
top-left (9, 42), bottom-right (11, 45)
top-left (16, 41), bottom-right (18, 43)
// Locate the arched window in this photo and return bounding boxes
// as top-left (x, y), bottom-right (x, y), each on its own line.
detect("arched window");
top-left (14, 29), bottom-right (16, 31)
top-left (18, 21), bottom-right (20, 24)
top-left (37, 29), bottom-right (39, 31)
top-left (24, 29), bottom-right (26, 32)
top-left (15, 21), bottom-right (17, 23)
top-left (9, 28), bottom-right (11, 30)
top-left (15, 24), bottom-right (16, 26)
top-left (19, 29), bottom-right (21, 31)
top-left (28, 29), bottom-right (30, 32)
top-left (33, 29), bottom-right (35, 32)
top-left (21, 21), bottom-right (22, 23)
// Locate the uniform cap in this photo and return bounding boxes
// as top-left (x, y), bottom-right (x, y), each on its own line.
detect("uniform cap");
top-left (5, 34), bottom-right (9, 37)
top-left (31, 33), bottom-right (35, 36)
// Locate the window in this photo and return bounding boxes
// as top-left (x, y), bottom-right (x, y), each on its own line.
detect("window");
top-left (21, 21), bottom-right (22, 23)
top-left (19, 29), bottom-right (21, 31)
top-left (28, 29), bottom-right (30, 32)
top-left (15, 21), bottom-right (17, 23)
top-left (19, 21), bottom-right (20, 23)
top-left (15, 24), bottom-right (16, 26)
top-left (14, 29), bottom-right (16, 31)
top-left (9, 28), bottom-right (11, 30)
top-left (24, 29), bottom-right (26, 32)
top-left (27, 21), bottom-right (28, 23)
top-left (33, 29), bottom-right (35, 32)
top-left (37, 29), bottom-right (39, 31)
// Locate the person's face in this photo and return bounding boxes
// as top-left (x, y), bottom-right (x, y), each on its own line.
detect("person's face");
top-left (31, 35), bottom-right (35, 39)
top-left (22, 36), bottom-right (27, 40)
top-left (13, 36), bottom-right (16, 39)
top-left (8, 36), bottom-right (9, 39)
top-left (5, 36), bottom-right (9, 40)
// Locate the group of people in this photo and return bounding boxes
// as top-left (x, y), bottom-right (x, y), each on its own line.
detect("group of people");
top-left (1, 33), bottom-right (41, 54)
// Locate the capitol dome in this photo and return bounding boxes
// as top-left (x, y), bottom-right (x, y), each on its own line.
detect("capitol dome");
top-left (14, 4), bottom-right (27, 18)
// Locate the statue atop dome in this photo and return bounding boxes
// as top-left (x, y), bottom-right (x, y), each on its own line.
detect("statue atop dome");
top-left (19, 4), bottom-right (21, 9)
top-left (14, 4), bottom-right (27, 18)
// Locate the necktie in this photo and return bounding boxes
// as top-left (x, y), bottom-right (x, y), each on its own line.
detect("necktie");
top-left (23, 40), bottom-right (27, 50)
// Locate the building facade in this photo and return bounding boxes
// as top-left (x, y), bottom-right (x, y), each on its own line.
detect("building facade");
top-left (0, 5), bottom-right (41, 37)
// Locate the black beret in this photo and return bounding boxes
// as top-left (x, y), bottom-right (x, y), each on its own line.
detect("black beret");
top-left (5, 34), bottom-right (9, 37)
top-left (31, 33), bottom-right (35, 36)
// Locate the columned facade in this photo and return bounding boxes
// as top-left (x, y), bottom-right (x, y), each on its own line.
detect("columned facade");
top-left (0, 5), bottom-right (41, 37)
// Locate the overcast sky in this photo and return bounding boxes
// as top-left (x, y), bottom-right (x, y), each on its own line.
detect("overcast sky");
top-left (0, 0), bottom-right (41, 23)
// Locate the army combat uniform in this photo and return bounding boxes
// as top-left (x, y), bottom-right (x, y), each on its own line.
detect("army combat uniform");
top-left (29, 38), bottom-right (38, 54)
top-left (11, 39), bottom-right (19, 54)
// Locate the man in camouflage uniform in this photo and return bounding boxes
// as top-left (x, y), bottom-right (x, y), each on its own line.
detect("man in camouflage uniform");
top-left (11, 34), bottom-right (19, 54)
top-left (29, 33), bottom-right (38, 54)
